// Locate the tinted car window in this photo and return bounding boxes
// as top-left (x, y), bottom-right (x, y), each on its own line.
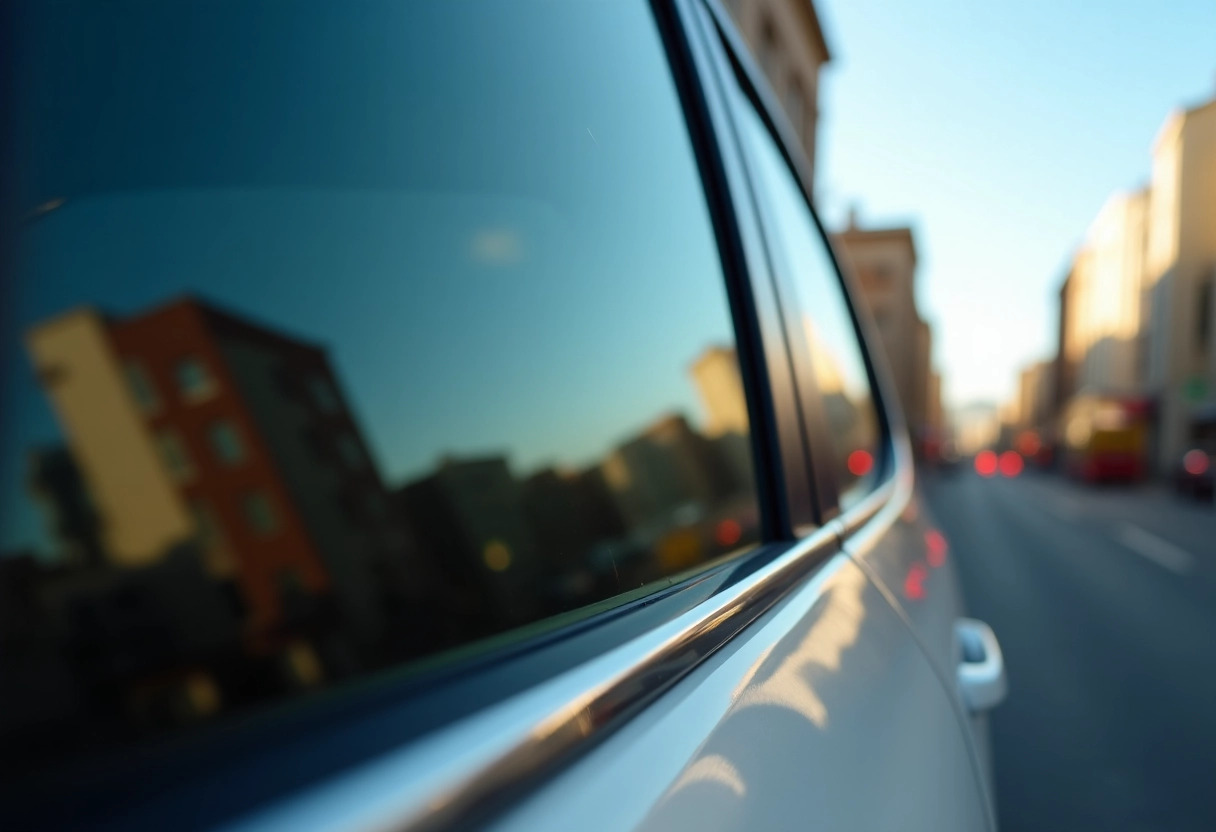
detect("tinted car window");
top-left (730, 83), bottom-right (881, 506)
top-left (1, 0), bottom-right (759, 774)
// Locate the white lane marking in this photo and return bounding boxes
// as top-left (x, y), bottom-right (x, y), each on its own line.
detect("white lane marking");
top-left (1117, 524), bottom-right (1195, 575)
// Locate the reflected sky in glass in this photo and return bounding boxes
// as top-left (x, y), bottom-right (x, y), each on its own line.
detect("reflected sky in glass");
top-left (2, 0), bottom-right (737, 552)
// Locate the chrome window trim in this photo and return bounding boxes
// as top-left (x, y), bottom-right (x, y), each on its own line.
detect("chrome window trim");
top-left (832, 430), bottom-right (915, 545)
top-left (227, 527), bottom-right (839, 832)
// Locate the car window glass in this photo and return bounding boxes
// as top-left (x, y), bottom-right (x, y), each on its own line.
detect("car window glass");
top-left (1, 0), bottom-right (759, 775)
top-left (729, 81), bottom-right (881, 506)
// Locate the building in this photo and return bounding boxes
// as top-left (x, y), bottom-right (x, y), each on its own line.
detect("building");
top-left (833, 222), bottom-right (937, 448)
top-left (1143, 97), bottom-right (1216, 472)
top-left (26, 446), bottom-right (105, 567)
top-left (927, 369), bottom-right (944, 441)
top-left (1053, 269), bottom-right (1079, 419)
top-left (1061, 189), bottom-right (1150, 399)
top-left (690, 345), bottom-right (750, 438)
top-left (25, 298), bottom-right (408, 656)
top-left (915, 317), bottom-right (934, 439)
top-left (601, 413), bottom-right (734, 534)
top-left (722, 0), bottom-right (831, 188)
top-left (397, 456), bottom-right (542, 628)
top-left (1016, 360), bottom-right (1055, 434)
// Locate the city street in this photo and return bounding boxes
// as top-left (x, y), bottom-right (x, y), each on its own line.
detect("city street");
top-left (924, 470), bottom-right (1216, 832)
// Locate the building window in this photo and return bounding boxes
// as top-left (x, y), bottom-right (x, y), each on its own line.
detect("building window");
top-left (175, 357), bottom-right (217, 402)
top-left (336, 432), bottom-right (365, 470)
top-left (242, 491), bottom-right (279, 536)
top-left (208, 420), bottom-right (246, 465)
top-left (309, 377), bottom-right (341, 414)
top-left (155, 430), bottom-right (194, 481)
top-left (123, 360), bottom-right (159, 412)
top-left (190, 500), bottom-right (235, 577)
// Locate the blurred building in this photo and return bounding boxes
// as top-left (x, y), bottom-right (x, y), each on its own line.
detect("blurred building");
top-left (722, 0), bottom-right (830, 187)
top-left (26, 446), bottom-right (105, 568)
top-left (689, 345), bottom-right (756, 490)
top-left (1053, 269), bottom-right (1079, 417)
top-left (834, 221), bottom-right (937, 450)
top-left (1062, 189), bottom-right (1150, 398)
top-left (601, 413), bottom-right (731, 533)
top-left (396, 456), bottom-right (541, 627)
top-left (1143, 97), bottom-right (1216, 472)
top-left (690, 345), bottom-right (750, 437)
top-left (1049, 94), bottom-right (1216, 474)
top-left (25, 299), bottom-right (404, 655)
top-left (927, 369), bottom-right (944, 440)
top-left (1016, 360), bottom-right (1055, 434)
top-left (521, 466), bottom-right (625, 578)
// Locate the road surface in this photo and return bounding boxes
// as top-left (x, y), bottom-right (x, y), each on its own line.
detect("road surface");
top-left (923, 469), bottom-right (1216, 832)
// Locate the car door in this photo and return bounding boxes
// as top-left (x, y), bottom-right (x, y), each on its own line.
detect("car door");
top-left (490, 2), bottom-right (996, 830)
top-left (693, 0), bottom-right (1004, 812)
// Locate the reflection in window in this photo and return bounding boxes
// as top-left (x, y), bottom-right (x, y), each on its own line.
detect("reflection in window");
top-left (123, 360), bottom-right (159, 412)
top-left (336, 433), bottom-right (365, 470)
top-left (207, 421), bottom-right (245, 466)
top-left (242, 492), bottom-right (279, 536)
top-left (156, 430), bottom-right (194, 481)
top-left (190, 500), bottom-right (235, 577)
top-left (175, 357), bottom-right (216, 402)
top-left (309, 377), bottom-right (341, 414)
top-left (2, 0), bottom-right (760, 782)
top-left (733, 85), bottom-right (880, 504)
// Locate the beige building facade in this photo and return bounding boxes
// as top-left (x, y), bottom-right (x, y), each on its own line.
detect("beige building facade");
top-left (723, 0), bottom-right (830, 189)
top-left (834, 224), bottom-right (936, 446)
top-left (690, 345), bottom-right (750, 437)
top-left (1144, 98), bottom-right (1216, 471)
top-left (1015, 360), bottom-right (1055, 433)
top-left (1050, 95), bottom-right (1216, 473)
top-left (1064, 189), bottom-right (1150, 398)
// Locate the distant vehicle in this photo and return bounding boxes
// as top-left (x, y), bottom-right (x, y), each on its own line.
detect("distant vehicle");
top-left (1174, 448), bottom-right (1214, 499)
top-left (1060, 395), bottom-right (1148, 483)
top-left (1014, 430), bottom-right (1054, 470)
top-left (1174, 408), bottom-right (1216, 500)
top-left (2, 1), bottom-right (1005, 830)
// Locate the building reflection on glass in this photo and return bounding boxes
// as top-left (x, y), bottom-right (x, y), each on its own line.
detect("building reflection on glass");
top-left (1, 300), bottom-right (759, 769)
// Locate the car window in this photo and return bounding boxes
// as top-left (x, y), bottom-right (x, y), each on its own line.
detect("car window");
top-left (727, 75), bottom-right (881, 507)
top-left (1, 0), bottom-right (759, 775)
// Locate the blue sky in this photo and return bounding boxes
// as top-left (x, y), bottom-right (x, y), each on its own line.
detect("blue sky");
top-left (811, 0), bottom-right (1216, 408)
top-left (3, 1), bottom-right (736, 553)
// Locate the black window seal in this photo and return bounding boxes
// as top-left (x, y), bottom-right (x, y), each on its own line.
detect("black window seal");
top-left (656, 0), bottom-right (810, 542)
top-left (678, 0), bottom-right (821, 533)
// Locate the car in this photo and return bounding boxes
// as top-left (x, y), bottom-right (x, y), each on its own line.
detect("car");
top-left (1174, 448), bottom-right (1215, 500)
top-left (1, 1), bottom-right (1005, 830)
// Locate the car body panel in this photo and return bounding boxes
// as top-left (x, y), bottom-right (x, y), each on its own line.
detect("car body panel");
top-left (493, 551), bottom-right (991, 832)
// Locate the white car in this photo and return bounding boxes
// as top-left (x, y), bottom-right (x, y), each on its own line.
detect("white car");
top-left (0, 0), bottom-right (1004, 829)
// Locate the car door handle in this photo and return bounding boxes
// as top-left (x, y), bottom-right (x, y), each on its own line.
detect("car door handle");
top-left (955, 618), bottom-right (1007, 713)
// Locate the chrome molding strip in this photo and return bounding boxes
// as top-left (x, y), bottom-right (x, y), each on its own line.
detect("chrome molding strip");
top-left (226, 527), bottom-right (839, 832)
top-left (833, 432), bottom-right (915, 546)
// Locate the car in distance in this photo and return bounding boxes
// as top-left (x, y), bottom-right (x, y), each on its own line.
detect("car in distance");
top-left (1174, 448), bottom-right (1215, 499)
top-left (1, 1), bottom-right (1005, 829)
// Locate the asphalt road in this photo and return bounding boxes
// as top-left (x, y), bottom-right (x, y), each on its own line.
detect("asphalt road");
top-left (923, 468), bottom-right (1216, 832)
